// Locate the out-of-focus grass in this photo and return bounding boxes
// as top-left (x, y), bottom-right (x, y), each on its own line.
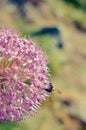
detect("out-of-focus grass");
top-left (18, 108), bottom-right (63, 130)
top-left (31, 35), bottom-right (65, 75)
top-left (0, 121), bottom-right (19, 130)
top-left (47, 0), bottom-right (86, 27)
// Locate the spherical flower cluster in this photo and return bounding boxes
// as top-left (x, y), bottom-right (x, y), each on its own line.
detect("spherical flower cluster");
top-left (0, 28), bottom-right (51, 122)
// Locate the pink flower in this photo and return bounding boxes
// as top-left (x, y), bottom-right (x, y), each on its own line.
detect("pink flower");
top-left (0, 28), bottom-right (52, 122)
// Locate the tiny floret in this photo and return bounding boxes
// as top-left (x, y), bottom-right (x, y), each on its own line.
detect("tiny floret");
top-left (0, 28), bottom-right (51, 122)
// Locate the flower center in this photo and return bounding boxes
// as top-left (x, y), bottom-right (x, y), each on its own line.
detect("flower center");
top-left (0, 58), bottom-right (14, 72)
top-left (0, 58), bottom-right (14, 85)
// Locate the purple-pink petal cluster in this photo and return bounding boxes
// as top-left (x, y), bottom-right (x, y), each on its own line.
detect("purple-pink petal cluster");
top-left (0, 28), bottom-right (51, 122)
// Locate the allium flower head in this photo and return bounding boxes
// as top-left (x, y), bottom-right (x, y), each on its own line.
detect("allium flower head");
top-left (0, 27), bottom-right (52, 122)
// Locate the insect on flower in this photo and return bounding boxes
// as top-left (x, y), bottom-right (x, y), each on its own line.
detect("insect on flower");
top-left (44, 83), bottom-right (62, 94)
top-left (44, 82), bottom-right (54, 93)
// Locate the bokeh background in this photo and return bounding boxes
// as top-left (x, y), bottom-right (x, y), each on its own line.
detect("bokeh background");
top-left (0, 0), bottom-right (86, 130)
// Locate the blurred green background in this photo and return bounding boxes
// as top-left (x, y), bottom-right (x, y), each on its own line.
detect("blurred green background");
top-left (0, 0), bottom-right (86, 130)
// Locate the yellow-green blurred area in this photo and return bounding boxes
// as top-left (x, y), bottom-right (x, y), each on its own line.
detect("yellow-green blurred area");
top-left (0, 0), bottom-right (86, 130)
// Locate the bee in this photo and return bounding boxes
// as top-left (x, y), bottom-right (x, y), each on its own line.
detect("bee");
top-left (44, 83), bottom-right (62, 94)
top-left (44, 82), bottom-right (54, 93)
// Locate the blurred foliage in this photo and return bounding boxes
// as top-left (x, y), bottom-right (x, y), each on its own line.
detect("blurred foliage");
top-left (0, 0), bottom-right (86, 130)
top-left (0, 121), bottom-right (18, 130)
top-left (63, 0), bottom-right (86, 11)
